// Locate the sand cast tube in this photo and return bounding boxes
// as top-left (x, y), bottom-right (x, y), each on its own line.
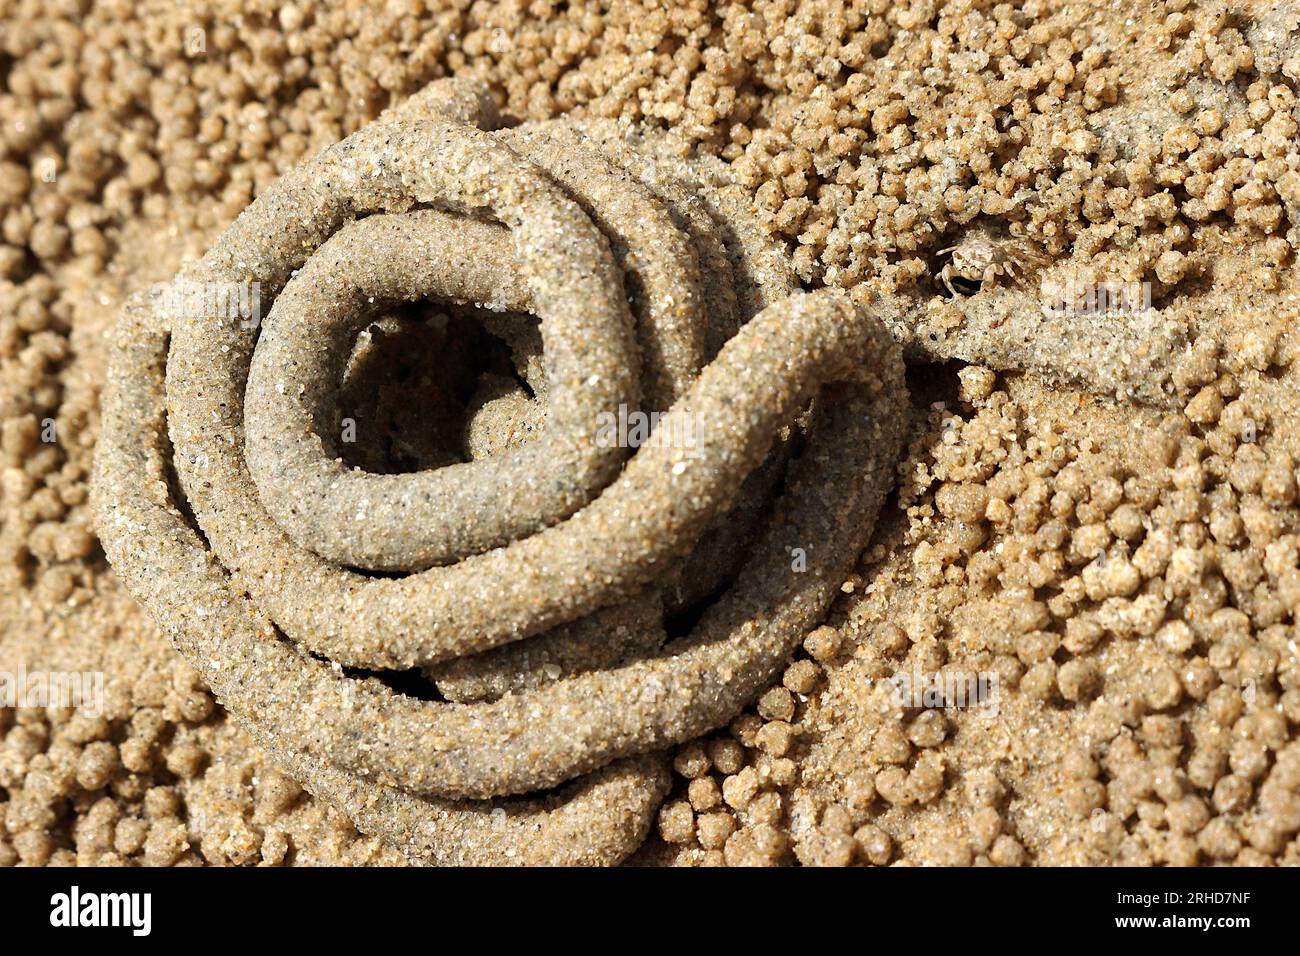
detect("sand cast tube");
top-left (93, 79), bottom-right (908, 865)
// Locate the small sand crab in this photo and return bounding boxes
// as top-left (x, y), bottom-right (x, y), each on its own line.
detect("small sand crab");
top-left (937, 230), bottom-right (1047, 296)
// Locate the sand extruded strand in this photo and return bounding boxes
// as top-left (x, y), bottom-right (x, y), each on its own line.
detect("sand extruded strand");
top-left (93, 80), bottom-right (909, 864)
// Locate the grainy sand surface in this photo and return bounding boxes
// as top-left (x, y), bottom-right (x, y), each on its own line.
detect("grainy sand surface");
top-left (2, 0), bottom-right (1299, 866)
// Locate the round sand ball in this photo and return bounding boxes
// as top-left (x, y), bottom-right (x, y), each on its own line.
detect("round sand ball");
top-left (989, 835), bottom-right (1027, 866)
top-left (757, 755), bottom-right (797, 788)
top-left (14, 829), bottom-right (54, 866)
top-left (1058, 659), bottom-right (1101, 702)
top-left (803, 625), bottom-right (842, 662)
top-left (118, 737), bottom-right (154, 774)
top-left (708, 737), bottom-right (746, 775)
top-left (965, 768), bottom-right (1006, 807)
top-left (907, 710), bottom-right (948, 748)
top-left (722, 767), bottom-right (761, 810)
top-left (1166, 795), bottom-right (1210, 834)
top-left (958, 366), bottom-right (997, 404)
top-left (842, 768), bottom-right (876, 820)
top-left (223, 825), bottom-right (263, 866)
top-left (820, 803), bottom-right (854, 835)
top-left (657, 800), bottom-right (696, 846)
top-left (746, 791), bottom-right (784, 828)
top-left (687, 776), bottom-right (722, 812)
top-left (783, 659), bottom-right (821, 695)
top-left (1063, 616), bottom-right (1103, 654)
top-left (62, 715), bottom-right (111, 745)
top-left (177, 688), bottom-right (215, 724)
top-left (802, 829), bottom-right (855, 867)
top-left (755, 720), bottom-right (795, 757)
top-left (875, 622), bottom-right (910, 657)
top-left (853, 824), bottom-right (892, 865)
top-left (874, 766), bottom-right (911, 807)
top-left (968, 806), bottom-right (1003, 852)
top-left (696, 811), bottom-right (737, 850)
top-left (1197, 817), bottom-right (1242, 860)
top-left (1144, 667), bottom-right (1184, 710)
top-left (1020, 661), bottom-right (1058, 700)
top-left (143, 786), bottom-right (181, 820)
top-left (936, 482), bottom-right (990, 523)
top-left (1163, 834), bottom-right (1200, 866)
top-left (254, 769), bottom-right (303, 819)
top-left (143, 817), bottom-right (190, 867)
top-left (1062, 748), bottom-right (1100, 780)
top-left (75, 742), bottom-right (119, 791)
top-left (873, 724), bottom-right (912, 764)
top-left (113, 816), bottom-right (149, 856)
top-left (908, 755), bottom-right (946, 804)
top-left (724, 823), bottom-right (788, 867)
top-left (671, 741), bottom-right (711, 779)
top-left (1066, 780), bottom-right (1107, 816)
top-left (73, 798), bottom-right (118, 855)
top-left (729, 713), bottom-right (763, 749)
top-left (163, 742), bottom-right (206, 779)
top-left (1156, 249), bottom-right (1189, 290)
top-left (260, 828), bottom-right (290, 866)
top-left (757, 686), bottom-right (796, 722)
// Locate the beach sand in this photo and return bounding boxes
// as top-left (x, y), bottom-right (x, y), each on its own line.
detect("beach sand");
top-left (2, 0), bottom-right (1299, 866)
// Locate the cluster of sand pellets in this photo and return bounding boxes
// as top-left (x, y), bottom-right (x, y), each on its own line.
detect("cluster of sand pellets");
top-left (2, 0), bottom-right (1299, 866)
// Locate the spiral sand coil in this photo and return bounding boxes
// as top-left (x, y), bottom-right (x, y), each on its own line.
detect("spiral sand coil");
top-left (93, 79), bottom-right (909, 864)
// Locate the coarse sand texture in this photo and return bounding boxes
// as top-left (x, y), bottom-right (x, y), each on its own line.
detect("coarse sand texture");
top-left (2, 0), bottom-right (1299, 867)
